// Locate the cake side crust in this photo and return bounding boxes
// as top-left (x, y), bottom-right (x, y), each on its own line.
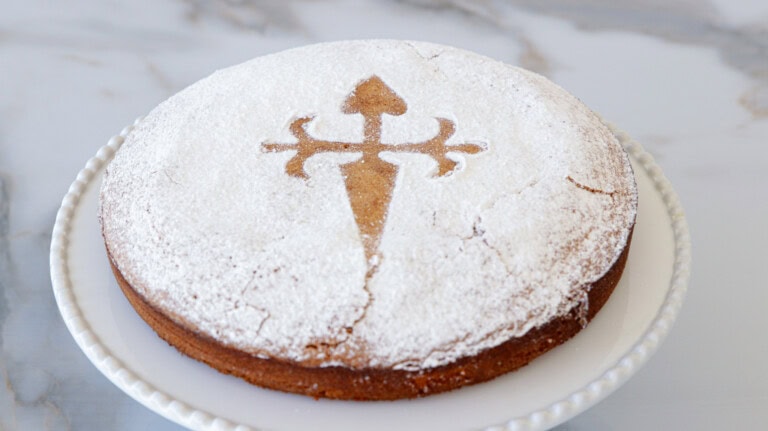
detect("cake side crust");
top-left (107, 228), bottom-right (632, 401)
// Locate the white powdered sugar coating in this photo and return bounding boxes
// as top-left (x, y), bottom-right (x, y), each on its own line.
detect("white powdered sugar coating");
top-left (100, 40), bottom-right (637, 370)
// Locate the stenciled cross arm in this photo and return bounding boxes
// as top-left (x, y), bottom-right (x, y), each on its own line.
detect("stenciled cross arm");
top-left (262, 116), bottom-right (362, 179)
top-left (392, 117), bottom-right (486, 177)
top-left (263, 116), bottom-right (485, 179)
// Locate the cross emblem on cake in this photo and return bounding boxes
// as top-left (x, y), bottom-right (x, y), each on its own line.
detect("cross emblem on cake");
top-left (263, 76), bottom-right (485, 278)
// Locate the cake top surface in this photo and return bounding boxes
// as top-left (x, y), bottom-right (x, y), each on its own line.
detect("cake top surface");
top-left (100, 40), bottom-right (637, 370)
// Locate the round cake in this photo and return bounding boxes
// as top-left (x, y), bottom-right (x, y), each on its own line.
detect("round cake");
top-left (99, 40), bottom-right (637, 400)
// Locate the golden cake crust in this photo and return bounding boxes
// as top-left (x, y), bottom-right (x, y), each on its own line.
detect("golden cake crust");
top-left (107, 229), bottom-right (631, 400)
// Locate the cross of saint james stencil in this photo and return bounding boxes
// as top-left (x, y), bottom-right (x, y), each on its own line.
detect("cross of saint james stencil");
top-left (263, 76), bottom-right (485, 279)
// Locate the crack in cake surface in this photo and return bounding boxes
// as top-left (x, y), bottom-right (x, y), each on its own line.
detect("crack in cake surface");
top-left (261, 74), bottom-right (486, 360)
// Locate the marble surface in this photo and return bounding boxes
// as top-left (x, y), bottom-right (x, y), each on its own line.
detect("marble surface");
top-left (1, 0), bottom-right (766, 429)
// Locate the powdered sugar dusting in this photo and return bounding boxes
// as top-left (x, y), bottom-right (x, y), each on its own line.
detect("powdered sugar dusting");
top-left (99, 40), bottom-right (636, 370)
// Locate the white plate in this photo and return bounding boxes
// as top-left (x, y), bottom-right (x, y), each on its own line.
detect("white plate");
top-left (50, 122), bottom-right (690, 431)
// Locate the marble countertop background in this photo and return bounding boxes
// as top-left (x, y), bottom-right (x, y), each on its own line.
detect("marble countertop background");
top-left (1, 0), bottom-right (766, 429)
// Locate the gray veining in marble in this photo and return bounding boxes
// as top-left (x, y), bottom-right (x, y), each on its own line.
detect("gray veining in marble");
top-left (0, 176), bottom-right (9, 347)
top-left (182, 0), bottom-right (305, 32)
top-left (405, 0), bottom-right (768, 78)
top-left (402, 0), bottom-right (768, 116)
top-left (1, 0), bottom-right (767, 430)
